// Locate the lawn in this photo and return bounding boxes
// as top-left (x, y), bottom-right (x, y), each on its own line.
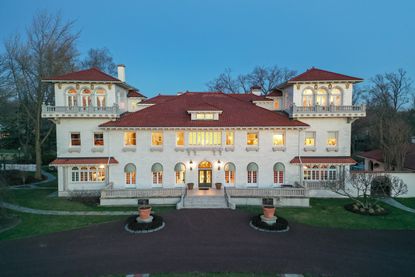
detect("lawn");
top-left (395, 197), bottom-right (415, 209)
top-left (0, 211), bottom-right (124, 241)
top-left (240, 198), bottom-right (415, 230)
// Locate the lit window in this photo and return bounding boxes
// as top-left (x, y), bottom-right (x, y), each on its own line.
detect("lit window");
top-left (95, 88), bottom-right (106, 108)
top-left (226, 131), bottom-right (234, 146)
top-left (302, 165), bottom-right (337, 181)
top-left (273, 99), bottom-right (280, 109)
top-left (80, 166), bottom-right (88, 182)
top-left (152, 132), bottom-right (163, 146)
top-left (94, 133), bottom-right (104, 146)
top-left (124, 163), bottom-right (136, 185)
top-left (247, 133), bottom-right (258, 146)
top-left (195, 113), bottom-right (214, 120)
top-left (302, 89), bottom-right (313, 107)
top-left (81, 88), bottom-right (92, 107)
top-left (124, 132), bottom-right (136, 146)
top-left (330, 88), bottom-right (342, 106)
top-left (188, 131), bottom-right (222, 146)
top-left (175, 163), bottom-right (186, 184)
top-left (67, 88), bottom-right (77, 107)
top-left (327, 131), bottom-right (338, 147)
top-left (273, 132), bottom-right (285, 146)
top-left (89, 166), bottom-right (97, 181)
top-left (316, 88), bottom-right (328, 106)
top-left (304, 132), bottom-right (315, 146)
top-left (176, 131), bottom-right (184, 146)
top-left (224, 162), bottom-right (235, 184)
top-left (71, 132), bottom-right (81, 146)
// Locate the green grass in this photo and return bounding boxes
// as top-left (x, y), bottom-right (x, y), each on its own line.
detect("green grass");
top-left (395, 197), bottom-right (415, 209)
top-left (0, 211), bottom-right (124, 241)
top-left (151, 274), bottom-right (281, 277)
top-left (240, 198), bottom-right (415, 230)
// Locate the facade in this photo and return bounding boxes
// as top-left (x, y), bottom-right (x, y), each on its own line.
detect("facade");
top-left (42, 66), bottom-right (366, 207)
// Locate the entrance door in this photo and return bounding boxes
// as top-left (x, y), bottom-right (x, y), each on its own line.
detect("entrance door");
top-left (198, 169), bottom-right (212, 189)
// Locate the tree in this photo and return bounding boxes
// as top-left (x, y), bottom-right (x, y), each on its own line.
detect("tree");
top-left (207, 65), bottom-right (296, 94)
top-left (80, 47), bottom-right (116, 76)
top-left (0, 12), bottom-right (79, 179)
top-left (324, 172), bottom-right (407, 210)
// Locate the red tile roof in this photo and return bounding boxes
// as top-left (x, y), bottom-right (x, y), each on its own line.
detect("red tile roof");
top-left (43, 68), bottom-right (121, 82)
top-left (50, 157), bottom-right (119, 165)
top-left (290, 156), bottom-right (357, 164)
top-left (127, 90), bottom-right (146, 98)
top-left (357, 149), bottom-right (383, 162)
top-left (228, 93), bottom-right (273, 102)
top-left (358, 145), bottom-right (415, 170)
top-left (267, 89), bottom-right (283, 97)
top-left (142, 95), bottom-right (177, 104)
top-left (288, 67), bottom-right (363, 83)
top-left (187, 102), bottom-right (221, 111)
top-left (101, 92), bottom-right (308, 128)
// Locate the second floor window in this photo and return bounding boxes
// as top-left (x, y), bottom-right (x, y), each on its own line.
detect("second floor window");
top-left (304, 131), bottom-right (315, 147)
top-left (94, 133), bottom-right (104, 146)
top-left (327, 131), bottom-right (338, 147)
top-left (302, 89), bottom-right (313, 107)
top-left (124, 132), bottom-right (136, 146)
top-left (152, 132), bottom-right (163, 146)
top-left (273, 131), bottom-right (285, 146)
top-left (316, 88), bottom-right (328, 106)
top-left (81, 88), bottom-right (92, 107)
top-left (176, 131), bottom-right (184, 146)
top-left (247, 132), bottom-right (258, 146)
top-left (95, 88), bottom-right (106, 108)
top-left (71, 132), bottom-right (81, 146)
top-left (226, 131), bottom-right (234, 145)
top-left (67, 88), bottom-right (77, 107)
top-left (188, 131), bottom-right (221, 146)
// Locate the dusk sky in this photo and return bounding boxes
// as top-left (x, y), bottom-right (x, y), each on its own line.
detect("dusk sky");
top-left (1, 0), bottom-right (414, 97)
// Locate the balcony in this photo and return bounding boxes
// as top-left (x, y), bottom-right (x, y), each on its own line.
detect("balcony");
top-left (42, 104), bottom-right (120, 119)
top-left (287, 104), bottom-right (366, 119)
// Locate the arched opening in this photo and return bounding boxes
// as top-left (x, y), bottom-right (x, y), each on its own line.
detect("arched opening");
top-left (273, 163), bottom-right (285, 184)
top-left (67, 88), bottom-right (77, 107)
top-left (198, 161), bottom-right (212, 189)
top-left (81, 88), bottom-right (92, 108)
top-left (151, 163), bottom-right (163, 185)
top-left (302, 88), bottom-right (313, 107)
top-left (316, 88), bottom-right (328, 106)
top-left (224, 162), bottom-right (236, 185)
top-left (174, 162), bottom-right (186, 185)
top-left (330, 88), bottom-right (342, 106)
top-left (124, 163), bottom-right (136, 185)
top-left (95, 88), bottom-right (106, 108)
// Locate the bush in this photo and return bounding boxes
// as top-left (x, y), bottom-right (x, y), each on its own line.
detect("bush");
top-left (371, 176), bottom-right (392, 196)
top-left (0, 170), bottom-right (46, 186)
top-left (250, 214), bottom-right (289, 232)
top-left (345, 202), bottom-right (388, 216)
top-left (125, 214), bottom-right (164, 232)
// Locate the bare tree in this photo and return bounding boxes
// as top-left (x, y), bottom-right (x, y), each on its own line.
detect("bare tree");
top-left (0, 12), bottom-right (79, 179)
top-left (207, 65), bottom-right (296, 94)
top-left (80, 47), bottom-right (116, 76)
top-left (324, 172), bottom-right (407, 210)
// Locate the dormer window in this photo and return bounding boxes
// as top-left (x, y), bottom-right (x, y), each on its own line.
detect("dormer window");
top-left (195, 113), bottom-right (215, 120)
top-left (188, 110), bottom-right (222, 120)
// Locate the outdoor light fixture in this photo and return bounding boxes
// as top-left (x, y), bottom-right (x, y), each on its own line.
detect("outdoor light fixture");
top-left (189, 160), bottom-right (193, 171)
top-left (217, 160), bottom-right (221, 170)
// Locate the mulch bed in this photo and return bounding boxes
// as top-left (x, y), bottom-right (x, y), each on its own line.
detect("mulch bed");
top-left (344, 203), bottom-right (389, 216)
top-left (125, 214), bottom-right (165, 233)
top-left (250, 214), bottom-right (289, 232)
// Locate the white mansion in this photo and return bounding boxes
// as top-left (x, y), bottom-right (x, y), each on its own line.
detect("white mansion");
top-left (42, 66), bottom-right (366, 207)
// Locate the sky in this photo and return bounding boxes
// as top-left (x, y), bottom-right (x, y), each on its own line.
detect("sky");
top-left (1, 0), bottom-right (414, 97)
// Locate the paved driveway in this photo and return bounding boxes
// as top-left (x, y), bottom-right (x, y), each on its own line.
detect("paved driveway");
top-left (0, 209), bottom-right (414, 277)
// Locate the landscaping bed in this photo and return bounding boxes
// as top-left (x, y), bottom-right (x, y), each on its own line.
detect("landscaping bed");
top-left (250, 214), bottom-right (289, 232)
top-left (344, 203), bottom-right (388, 216)
top-left (125, 214), bottom-right (165, 233)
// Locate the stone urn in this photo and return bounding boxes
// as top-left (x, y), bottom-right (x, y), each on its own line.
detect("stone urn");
top-left (187, 183), bottom-right (194, 190)
top-left (139, 205), bottom-right (152, 220)
top-left (263, 205), bottom-right (276, 219)
top-left (215, 182), bottom-right (222, 190)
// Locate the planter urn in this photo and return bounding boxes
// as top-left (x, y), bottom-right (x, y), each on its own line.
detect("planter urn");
top-left (215, 182), bottom-right (222, 190)
top-left (187, 183), bottom-right (194, 190)
top-left (263, 205), bottom-right (276, 219)
top-left (139, 206), bottom-right (152, 220)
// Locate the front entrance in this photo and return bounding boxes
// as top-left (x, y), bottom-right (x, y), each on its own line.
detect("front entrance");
top-left (198, 161), bottom-right (212, 189)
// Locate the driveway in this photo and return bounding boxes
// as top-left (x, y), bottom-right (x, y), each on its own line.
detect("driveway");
top-left (0, 209), bottom-right (414, 277)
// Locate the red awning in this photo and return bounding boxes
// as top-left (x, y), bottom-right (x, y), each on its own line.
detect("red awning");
top-left (290, 156), bottom-right (356, 164)
top-left (50, 157), bottom-right (118, 165)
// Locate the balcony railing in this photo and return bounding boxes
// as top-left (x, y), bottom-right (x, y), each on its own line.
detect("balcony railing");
top-left (225, 187), bottom-right (308, 198)
top-left (42, 104), bottom-right (120, 118)
top-left (287, 104), bottom-right (366, 118)
top-left (101, 184), bottom-right (184, 199)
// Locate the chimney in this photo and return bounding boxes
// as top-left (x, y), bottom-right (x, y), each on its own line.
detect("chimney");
top-left (117, 64), bottom-right (126, 82)
top-left (250, 85), bottom-right (262, 96)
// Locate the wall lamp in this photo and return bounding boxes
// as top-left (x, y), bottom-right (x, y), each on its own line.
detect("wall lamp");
top-left (217, 160), bottom-right (222, 170)
top-left (189, 160), bottom-right (193, 171)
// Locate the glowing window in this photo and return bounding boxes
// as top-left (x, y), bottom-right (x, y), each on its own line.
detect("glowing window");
top-left (124, 132), bottom-right (136, 146)
top-left (94, 133), bottom-right (104, 146)
top-left (302, 89), bottom-right (313, 107)
top-left (304, 132), bottom-right (315, 146)
top-left (176, 131), bottom-right (184, 146)
top-left (152, 132), bottom-right (163, 146)
top-left (226, 131), bottom-right (234, 146)
top-left (273, 132), bottom-right (285, 146)
top-left (247, 133), bottom-right (258, 146)
top-left (327, 131), bottom-right (338, 146)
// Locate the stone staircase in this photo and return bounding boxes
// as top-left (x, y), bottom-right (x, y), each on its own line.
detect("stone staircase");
top-left (182, 189), bottom-right (229, 209)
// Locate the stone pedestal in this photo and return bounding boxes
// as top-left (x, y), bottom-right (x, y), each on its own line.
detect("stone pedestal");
top-left (260, 215), bottom-right (277, 225)
top-left (136, 215), bottom-right (153, 223)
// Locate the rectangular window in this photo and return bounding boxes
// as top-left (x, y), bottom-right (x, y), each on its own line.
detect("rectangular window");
top-left (304, 131), bottom-right (316, 146)
top-left (94, 133), bottom-right (104, 146)
top-left (124, 132), bottom-right (136, 146)
top-left (247, 132), bottom-right (258, 146)
top-left (176, 131), bottom-right (184, 146)
top-left (225, 171), bottom-right (235, 184)
top-left (247, 171), bottom-right (257, 183)
top-left (71, 132), bottom-right (81, 146)
top-left (152, 132), bottom-right (163, 146)
top-left (273, 99), bottom-right (280, 109)
top-left (175, 171), bottom-right (185, 184)
top-left (327, 131), bottom-right (338, 147)
top-left (188, 131), bottom-right (222, 146)
top-left (226, 131), bottom-right (234, 146)
top-left (273, 131), bottom-right (285, 146)
top-left (195, 113), bottom-right (215, 120)
top-left (153, 172), bottom-right (163, 184)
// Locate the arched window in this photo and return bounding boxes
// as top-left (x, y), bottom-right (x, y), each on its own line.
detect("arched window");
top-left (330, 88), bottom-right (342, 106)
top-left (273, 163), bottom-right (285, 184)
top-left (224, 162), bottom-right (236, 185)
top-left (328, 165), bottom-right (337, 180)
top-left (321, 165), bottom-right (328, 180)
top-left (67, 88), bottom-right (77, 107)
top-left (124, 163), bottom-right (136, 185)
top-left (302, 89), bottom-right (313, 107)
top-left (71, 166), bottom-right (79, 182)
top-left (81, 88), bottom-right (92, 108)
top-left (316, 88), bottom-right (328, 106)
top-left (152, 163), bottom-right (163, 185)
top-left (174, 163), bottom-right (186, 184)
top-left (80, 166), bottom-right (88, 182)
top-left (89, 166), bottom-right (97, 182)
top-left (312, 165), bottom-right (320, 180)
top-left (95, 88), bottom-right (106, 108)
top-left (247, 162), bottom-right (258, 185)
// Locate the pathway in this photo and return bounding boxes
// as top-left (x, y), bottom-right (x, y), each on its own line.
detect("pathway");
top-left (380, 197), bottom-right (415, 213)
top-left (0, 209), bottom-right (414, 277)
top-left (8, 170), bottom-right (57, 189)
